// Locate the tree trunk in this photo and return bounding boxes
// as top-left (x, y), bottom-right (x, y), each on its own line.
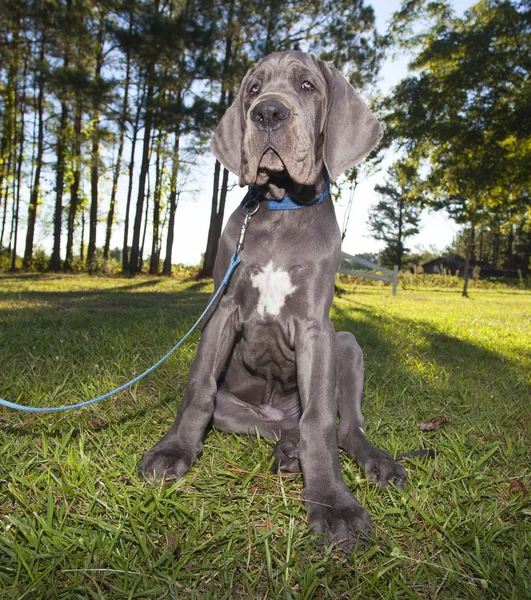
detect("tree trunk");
top-left (80, 208), bottom-right (85, 263)
top-left (507, 224), bottom-right (514, 269)
top-left (462, 225), bottom-right (475, 298)
top-left (50, 98), bottom-right (68, 271)
top-left (200, 9), bottom-right (235, 278)
top-left (128, 80), bottom-right (154, 274)
top-left (139, 173), bottom-right (151, 274)
top-left (64, 101), bottom-right (82, 270)
top-left (0, 180), bottom-right (9, 249)
top-left (397, 198), bottom-right (404, 269)
top-left (202, 162), bottom-right (230, 277)
top-left (104, 17), bottom-right (132, 262)
top-left (122, 82), bottom-right (145, 273)
top-left (163, 133), bottom-right (180, 275)
top-left (149, 134), bottom-right (163, 275)
top-left (50, 33), bottom-right (70, 271)
top-left (0, 24), bottom-right (18, 252)
top-left (10, 55), bottom-right (28, 271)
top-left (87, 117), bottom-right (100, 273)
top-left (87, 16), bottom-right (105, 273)
top-left (0, 120), bottom-right (10, 249)
top-left (201, 159), bottom-right (222, 277)
top-left (23, 40), bottom-right (45, 270)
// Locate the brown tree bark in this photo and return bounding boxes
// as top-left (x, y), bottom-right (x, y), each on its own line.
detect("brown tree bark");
top-left (163, 133), bottom-right (180, 275)
top-left (122, 82), bottom-right (145, 273)
top-left (10, 54), bottom-right (28, 271)
top-left (128, 80), bottom-right (154, 274)
top-left (104, 17), bottom-right (132, 262)
top-left (200, 0), bottom-right (235, 278)
top-left (87, 15), bottom-right (105, 273)
top-left (64, 101), bottom-right (82, 270)
top-left (23, 38), bottom-right (45, 270)
top-left (149, 134), bottom-right (163, 274)
top-left (50, 96), bottom-right (69, 271)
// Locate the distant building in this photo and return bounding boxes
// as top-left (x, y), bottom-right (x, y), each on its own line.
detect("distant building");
top-left (421, 255), bottom-right (517, 278)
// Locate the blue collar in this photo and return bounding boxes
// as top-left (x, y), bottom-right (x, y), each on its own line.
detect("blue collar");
top-left (242, 172), bottom-right (330, 211)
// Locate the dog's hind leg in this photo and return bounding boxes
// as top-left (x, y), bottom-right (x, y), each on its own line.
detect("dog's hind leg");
top-left (335, 332), bottom-right (407, 489)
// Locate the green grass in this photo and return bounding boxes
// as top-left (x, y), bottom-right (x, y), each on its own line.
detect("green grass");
top-left (0, 273), bottom-right (529, 599)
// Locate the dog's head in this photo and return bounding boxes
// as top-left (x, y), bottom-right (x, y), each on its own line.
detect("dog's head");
top-left (211, 50), bottom-right (383, 200)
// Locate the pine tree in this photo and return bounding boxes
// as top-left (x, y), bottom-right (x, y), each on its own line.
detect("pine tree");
top-left (367, 161), bottom-right (422, 269)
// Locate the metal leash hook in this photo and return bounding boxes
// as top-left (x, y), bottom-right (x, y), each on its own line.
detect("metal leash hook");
top-left (236, 195), bottom-right (260, 254)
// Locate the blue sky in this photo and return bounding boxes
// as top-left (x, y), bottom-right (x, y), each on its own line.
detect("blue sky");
top-left (167, 0), bottom-right (476, 265)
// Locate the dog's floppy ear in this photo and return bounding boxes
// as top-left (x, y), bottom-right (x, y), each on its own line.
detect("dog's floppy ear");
top-left (319, 61), bottom-right (383, 181)
top-left (210, 96), bottom-right (243, 176)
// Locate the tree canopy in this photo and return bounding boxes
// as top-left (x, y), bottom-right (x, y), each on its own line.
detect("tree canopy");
top-left (0, 0), bottom-right (382, 275)
top-left (385, 0), bottom-right (530, 290)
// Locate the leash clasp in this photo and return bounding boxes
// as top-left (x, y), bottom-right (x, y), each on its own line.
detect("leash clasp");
top-left (237, 194), bottom-right (260, 254)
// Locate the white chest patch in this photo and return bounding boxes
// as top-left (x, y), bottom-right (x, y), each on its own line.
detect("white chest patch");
top-left (251, 261), bottom-right (296, 317)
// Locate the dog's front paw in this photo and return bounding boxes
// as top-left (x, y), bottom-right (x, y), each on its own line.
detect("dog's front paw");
top-left (306, 492), bottom-right (373, 552)
top-left (138, 446), bottom-right (194, 483)
top-left (358, 449), bottom-right (407, 490)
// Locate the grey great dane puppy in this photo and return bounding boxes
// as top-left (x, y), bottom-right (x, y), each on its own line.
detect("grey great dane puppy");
top-left (139, 50), bottom-right (407, 550)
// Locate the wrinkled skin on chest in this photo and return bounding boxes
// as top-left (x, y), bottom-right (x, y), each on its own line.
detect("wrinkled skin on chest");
top-left (213, 197), bottom-right (340, 422)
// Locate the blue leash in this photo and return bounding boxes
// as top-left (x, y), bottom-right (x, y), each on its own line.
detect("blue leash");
top-left (0, 253), bottom-right (242, 414)
top-left (0, 177), bottom-right (330, 415)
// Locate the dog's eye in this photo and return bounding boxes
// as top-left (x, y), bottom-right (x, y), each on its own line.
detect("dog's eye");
top-left (301, 80), bottom-right (315, 92)
top-left (249, 83), bottom-right (260, 96)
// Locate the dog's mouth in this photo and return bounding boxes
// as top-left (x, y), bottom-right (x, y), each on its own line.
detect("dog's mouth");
top-left (255, 149), bottom-right (291, 199)
top-left (249, 146), bottom-right (321, 203)
top-left (256, 149), bottom-right (287, 179)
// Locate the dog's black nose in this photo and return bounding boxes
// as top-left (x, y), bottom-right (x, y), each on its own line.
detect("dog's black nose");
top-left (250, 100), bottom-right (291, 131)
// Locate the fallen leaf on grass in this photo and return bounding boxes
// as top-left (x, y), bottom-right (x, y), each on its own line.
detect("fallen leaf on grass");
top-left (418, 417), bottom-right (450, 431)
top-left (509, 479), bottom-right (527, 496)
top-left (14, 418), bottom-right (35, 429)
top-left (166, 533), bottom-right (181, 557)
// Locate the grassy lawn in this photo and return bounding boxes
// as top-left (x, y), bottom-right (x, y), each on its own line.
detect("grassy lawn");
top-left (0, 273), bottom-right (529, 599)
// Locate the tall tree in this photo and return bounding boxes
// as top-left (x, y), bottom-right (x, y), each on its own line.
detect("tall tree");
top-left (104, 9), bottom-right (134, 263)
top-left (149, 130), bottom-right (165, 274)
top-left (23, 18), bottom-right (45, 269)
top-left (367, 161), bottom-right (422, 268)
top-left (87, 7), bottom-right (110, 273)
top-left (10, 54), bottom-right (29, 271)
top-left (50, 51), bottom-right (70, 272)
top-left (386, 0), bottom-right (531, 294)
top-left (64, 88), bottom-right (84, 271)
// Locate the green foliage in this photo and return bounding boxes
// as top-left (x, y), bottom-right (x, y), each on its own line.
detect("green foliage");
top-left (0, 274), bottom-right (529, 597)
top-left (446, 225), bottom-right (531, 274)
top-left (386, 0), bottom-right (530, 226)
top-left (368, 160), bottom-right (423, 268)
top-left (1, 0), bottom-right (384, 275)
